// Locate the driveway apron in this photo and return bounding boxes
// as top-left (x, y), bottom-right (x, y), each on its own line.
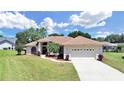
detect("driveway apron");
top-left (71, 58), bottom-right (124, 81)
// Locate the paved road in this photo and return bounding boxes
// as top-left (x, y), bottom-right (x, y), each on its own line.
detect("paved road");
top-left (71, 58), bottom-right (124, 81)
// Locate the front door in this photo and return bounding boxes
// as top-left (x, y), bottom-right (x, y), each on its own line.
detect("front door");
top-left (42, 47), bottom-right (47, 54)
top-left (31, 47), bottom-right (37, 55)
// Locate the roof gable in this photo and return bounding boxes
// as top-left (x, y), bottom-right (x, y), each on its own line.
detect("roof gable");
top-left (63, 36), bottom-right (102, 46)
top-left (38, 36), bottom-right (73, 45)
top-left (0, 37), bottom-right (16, 44)
top-left (0, 39), bottom-right (14, 45)
top-left (25, 41), bottom-right (38, 47)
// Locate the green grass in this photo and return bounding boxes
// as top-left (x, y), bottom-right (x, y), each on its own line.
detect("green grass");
top-left (122, 46), bottom-right (124, 52)
top-left (0, 50), bottom-right (79, 81)
top-left (103, 52), bottom-right (124, 73)
top-left (0, 50), bottom-right (16, 56)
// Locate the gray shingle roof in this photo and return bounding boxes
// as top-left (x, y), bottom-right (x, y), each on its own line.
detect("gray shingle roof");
top-left (0, 37), bottom-right (16, 45)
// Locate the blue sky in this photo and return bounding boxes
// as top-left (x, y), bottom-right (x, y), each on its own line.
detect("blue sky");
top-left (0, 11), bottom-right (124, 38)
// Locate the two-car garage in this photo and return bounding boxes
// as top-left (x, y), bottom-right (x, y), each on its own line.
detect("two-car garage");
top-left (63, 36), bottom-right (103, 59)
top-left (64, 46), bottom-right (103, 59)
top-left (70, 48), bottom-right (96, 57)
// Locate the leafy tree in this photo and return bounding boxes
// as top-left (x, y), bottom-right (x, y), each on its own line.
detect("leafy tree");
top-left (96, 37), bottom-right (105, 42)
top-left (15, 42), bottom-right (24, 55)
top-left (15, 27), bottom-right (47, 55)
top-left (91, 38), bottom-right (97, 40)
top-left (115, 46), bottom-right (122, 52)
top-left (49, 33), bottom-right (64, 36)
top-left (47, 42), bottom-right (60, 53)
top-left (68, 31), bottom-right (91, 38)
top-left (105, 34), bottom-right (124, 43)
top-left (24, 27), bottom-right (47, 42)
top-left (0, 35), bottom-right (3, 37)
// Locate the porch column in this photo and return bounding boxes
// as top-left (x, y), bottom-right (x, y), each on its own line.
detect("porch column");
top-left (38, 42), bottom-right (41, 52)
top-left (40, 43), bottom-right (42, 54)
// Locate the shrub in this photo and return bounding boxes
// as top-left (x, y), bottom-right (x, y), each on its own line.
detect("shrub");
top-left (97, 54), bottom-right (104, 61)
top-left (3, 48), bottom-right (8, 50)
top-left (47, 42), bottom-right (60, 53)
top-left (65, 55), bottom-right (69, 61)
top-left (115, 46), bottom-right (122, 52)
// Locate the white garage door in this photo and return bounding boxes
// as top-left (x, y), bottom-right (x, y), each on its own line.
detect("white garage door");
top-left (70, 48), bottom-right (96, 58)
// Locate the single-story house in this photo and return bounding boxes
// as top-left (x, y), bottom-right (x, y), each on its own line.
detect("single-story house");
top-left (102, 42), bottom-right (118, 52)
top-left (25, 36), bottom-right (103, 60)
top-left (0, 37), bottom-right (16, 50)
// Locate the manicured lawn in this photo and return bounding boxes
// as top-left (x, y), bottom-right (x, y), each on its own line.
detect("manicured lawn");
top-left (0, 50), bottom-right (79, 81)
top-left (103, 52), bottom-right (124, 73)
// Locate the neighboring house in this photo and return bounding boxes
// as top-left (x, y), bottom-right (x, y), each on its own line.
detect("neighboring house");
top-left (116, 43), bottom-right (124, 46)
top-left (0, 37), bottom-right (16, 50)
top-left (102, 42), bottom-right (118, 52)
top-left (25, 36), bottom-right (103, 59)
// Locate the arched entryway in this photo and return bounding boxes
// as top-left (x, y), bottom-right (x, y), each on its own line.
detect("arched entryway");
top-left (31, 47), bottom-right (37, 55)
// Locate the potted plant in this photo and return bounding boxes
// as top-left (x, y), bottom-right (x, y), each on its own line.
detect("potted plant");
top-left (97, 54), bottom-right (103, 61)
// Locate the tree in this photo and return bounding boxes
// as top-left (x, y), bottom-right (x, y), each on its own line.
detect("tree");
top-left (49, 33), bottom-right (64, 36)
top-left (15, 27), bottom-right (47, 55)
top-left (24, 27), bottom-right (47, 42)
top-left (116, 46), bottom-right (122, 52)
top-left (105, 34), bottom-right (124, 43)
top-left (0, 35), bottom-right (3, 37)
top-left (15, 42), bottom-right (24, 55)
top-left (68, 31), bottom-right (91, 38)
top-left (96, 37), bottom-right (105, 42)
top-left (47, 42), bottom-right (60, 53)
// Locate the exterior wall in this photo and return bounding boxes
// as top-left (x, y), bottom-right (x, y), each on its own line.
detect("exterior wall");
top-left (26, 47), bottom-right (32, 55)
top-left (64, 45), bottom-right (103, 59)
top-left (0, 42), bottom-right (13, 50)
top-left (26, 43), bottom-right (42, 55)
top-left (26, 45), bottom-right (39, 55)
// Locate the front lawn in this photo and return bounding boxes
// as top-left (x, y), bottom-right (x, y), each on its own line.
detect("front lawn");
top-left (0, 50), bottom-right (79, 81)
top-left (103, 52), bottom-right (124, 73)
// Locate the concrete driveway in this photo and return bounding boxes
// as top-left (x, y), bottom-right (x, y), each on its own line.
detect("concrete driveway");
top-left (71, 58), bottom-right (124, 81)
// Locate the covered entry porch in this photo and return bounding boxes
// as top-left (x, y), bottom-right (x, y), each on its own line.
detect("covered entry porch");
top-left (38, 42), bottom-right (64, 59)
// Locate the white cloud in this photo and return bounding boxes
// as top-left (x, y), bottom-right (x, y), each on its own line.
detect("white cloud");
top-left (0, 12), bottom-right (38, 29)
top-left (73, 28), bottom-right (79, 31)
top-left (96, 31), bottom-right (113, 38)
top-left (41, 17), bottom-right (70, 34)
top-left (57, 22), bottom-right (69, 28)
top-left (64, 28), bottom-right (78, 32)
top-left (70, 11), bottom-right (112, 28)
top-left (119, 32), bottom-right (124, 35)
top-left (41, 17), bottom-right (56, 34)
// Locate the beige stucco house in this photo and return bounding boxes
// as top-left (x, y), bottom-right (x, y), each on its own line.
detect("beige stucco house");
top-left (25, 36), bottom-right (103, 60)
